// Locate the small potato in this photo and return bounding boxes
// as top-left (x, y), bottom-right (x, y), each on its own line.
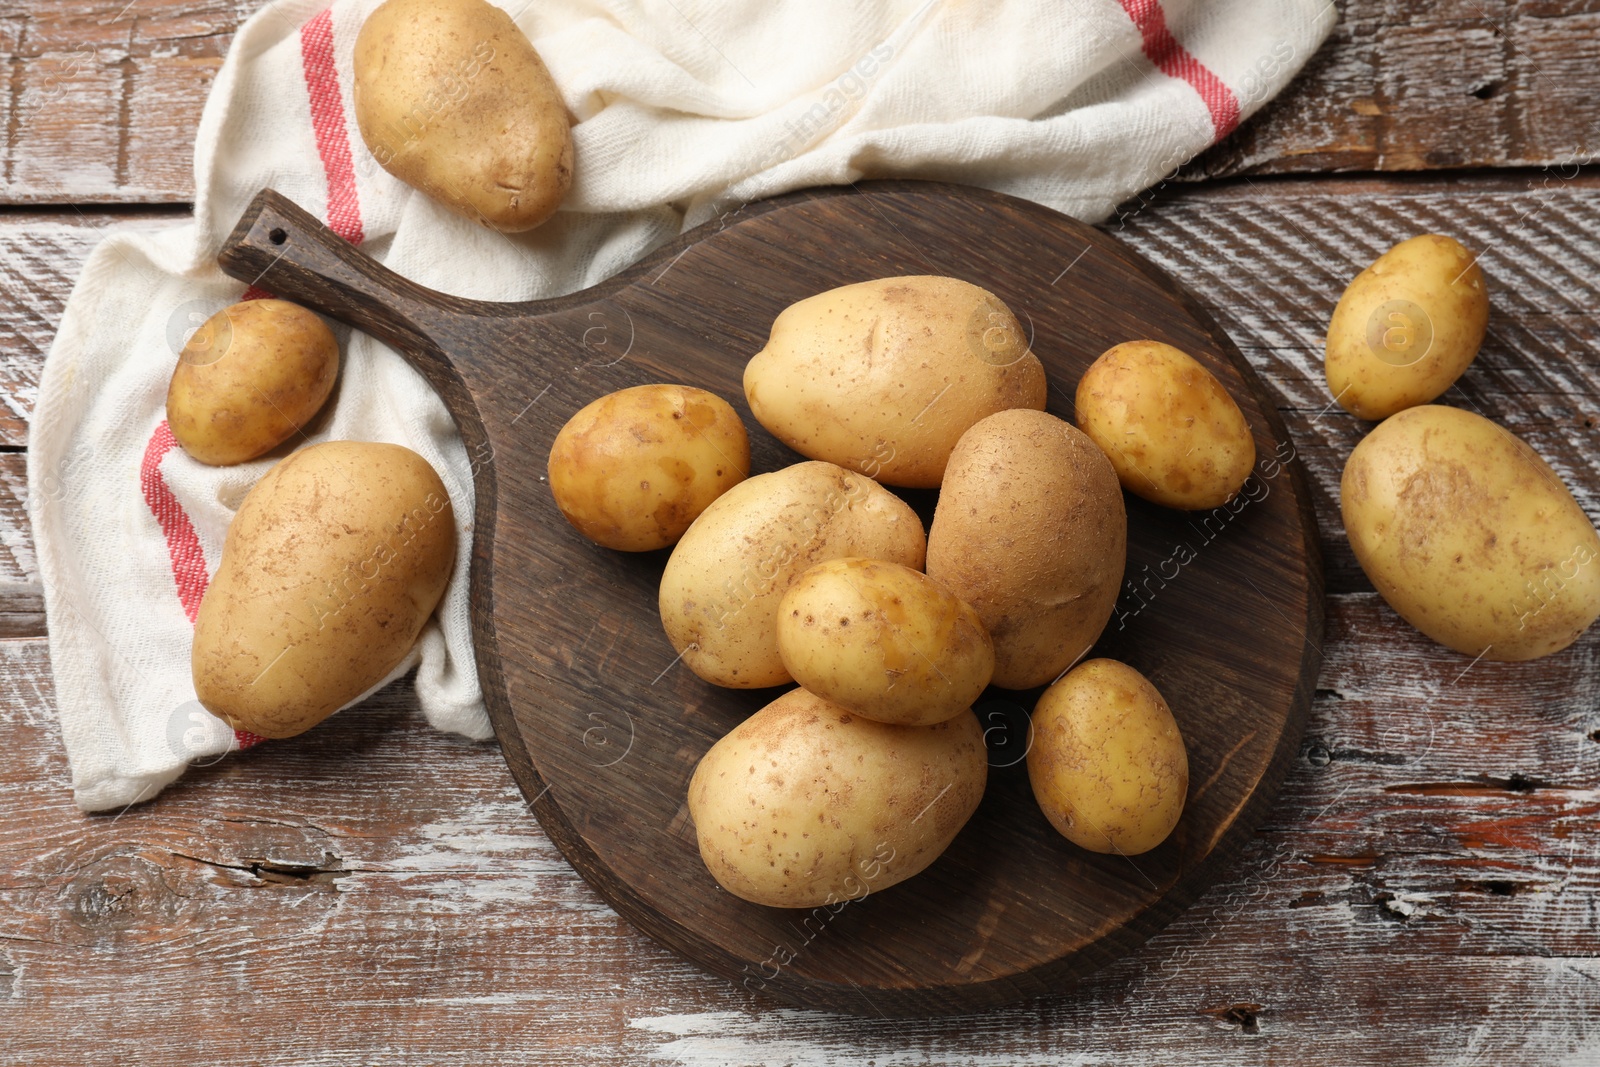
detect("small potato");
top-left (354, 0), bottom-right (573, 232)
top-left (1027, 658), bottom-right (1188, 855)
top-left (1075, 340), bottom-right (1255, 510)
top-left (1325, 234), bottom-right (1489, 420)
top-left (166, 300), bottom-right (338, 466)
top-left (689, 688), bottom-right (987, 908)
top-left (548, 385), bottom-right (750, 552)
top-left (192, 442), bottom-right (456, 738)
top-left (744, 276), bottom-right (1048, 488)
top-left (1341, 404), bottom-right (1600, 661)
top-left (777, 558), bottom-right (993, 726)
top-left (660, 461), bottom-right (925, 688)
top-left (926, 409), bottom-right (1126, 689)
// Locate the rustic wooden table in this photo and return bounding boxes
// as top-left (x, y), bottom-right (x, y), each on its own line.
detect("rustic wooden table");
top-left (2, 2), bottom-right (1598, 1063)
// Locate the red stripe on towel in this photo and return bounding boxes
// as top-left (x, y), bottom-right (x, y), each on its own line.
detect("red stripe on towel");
top-left (1118, 0), bottom-right (1241, 139)
top-left (300, 7), bottom-right (365, 245)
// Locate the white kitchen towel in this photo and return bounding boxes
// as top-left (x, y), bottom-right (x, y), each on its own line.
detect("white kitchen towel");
top-left (29, 0), bottom-right (1334, 811)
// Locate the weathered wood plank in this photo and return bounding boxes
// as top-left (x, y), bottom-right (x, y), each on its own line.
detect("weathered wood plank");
top-left (2, 604), bottom-right (1597, 1063)
top-left (3, 1), bottom-right (1600, 204)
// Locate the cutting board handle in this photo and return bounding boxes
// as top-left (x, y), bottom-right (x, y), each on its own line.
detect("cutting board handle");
top-left (215, 189), bottom-right (471, 408)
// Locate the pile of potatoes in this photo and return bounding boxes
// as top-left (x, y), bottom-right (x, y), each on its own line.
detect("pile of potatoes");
top-left (550, 275), bottom-right (1267, 909)
top-left (1327, 236), bottom-right (1600, 660)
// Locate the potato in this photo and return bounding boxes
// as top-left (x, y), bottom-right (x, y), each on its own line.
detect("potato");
top-left (776, 558), bottom-right (993, 726)
top-left (354, 0), bottom-right (573, 232)
top-left (1026, 658), bottom-right (1188, 855)
top-left (192, 441), bottom-right (456, 738)
top-left (660, 461), bottom-right (925, 688)
top-left (1325, 234), bottom-right (1489, 420)
top-left (547, 385), bottom-right (749, 552)
top-left (1075, 340), bottom-right (1255, 510)
top-left (1341, 404), bottom-right (1600, 661)
top-left (926, 409), bottom-right (1126, 689)
top-left (166, 300), bottom-right (338, 466)
top-left (743, 276), bottom-right (1048, 488)
top-left (689, 688), bottom-right (987, 908)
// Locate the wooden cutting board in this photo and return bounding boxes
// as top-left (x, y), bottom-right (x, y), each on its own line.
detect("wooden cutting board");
top-left (216, 181), bottom-right (1324, 1017)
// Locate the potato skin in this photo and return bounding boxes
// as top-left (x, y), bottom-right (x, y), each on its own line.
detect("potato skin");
top-left (1075, 340), bottom-right (1254, 510)
top-left (1325, 234), bottom-right (1488, 421)
top-left (1341, 405), bottom-right (1600, 661)
top-left (166, 300), bottom-right (338, 466)
top-left (926, 409), bottom-right (1126, 689)
top-left (191, 442), bottom-right (456, 738)
top-left (548, 385), bottom-right (750, 552)
top-left (776, 558), bottom-right (993, 726)
top-left (743, 276), bottom-right (1048, 488)
top-left (660, 461), bottom-right (925, 688)
top-left (1026, 658), bottom-right (1188, 855)
top-left (353, 0), bottom-right (573, 232)
top-left (689, 688), bottom-right (987, 908)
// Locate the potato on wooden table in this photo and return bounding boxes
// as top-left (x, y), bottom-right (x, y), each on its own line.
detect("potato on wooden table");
top-left (1325, 234), bottom-right (1489, 420)
top-left (1341, 404), bottom-right (1600, 661)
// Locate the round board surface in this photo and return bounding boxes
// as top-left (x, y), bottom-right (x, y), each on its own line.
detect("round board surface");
top-left (218, 181), bottom-right (1325, 1017)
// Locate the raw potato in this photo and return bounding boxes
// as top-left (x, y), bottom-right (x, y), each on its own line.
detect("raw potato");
top-left (1027, 658), bottom-right (1188, 855)
top-left (1075, 340), bottom-right (1255, 510)
top-left (166, 300), bottom-right (338, 466)
top-left (743, 276), bottom-right (1048, 488)
top-left (354, 0), bottom-right (573, 232)
top-left (688, 688), bottom-right (987, 908)
top-left (776, 558), bottom-right (993, 726)
top-left (659, 461), bottom-right (925, 688)
top-left (1341, 405), bottom-right (1600, 661)
top-left (548, 384), bottom-right (750, 552)
top-left (926, 409), bottom-right (1126, 689)
top-left (192, 442), bottom-right (456, 738)
top-left (1325, 234), bottom-right (1489, 420)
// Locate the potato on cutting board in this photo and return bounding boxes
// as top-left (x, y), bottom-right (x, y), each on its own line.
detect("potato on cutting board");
top-left (688, 688), bottom-right (987, 909)
top-left (192, 441), bottom-right (456, 738)
top-left (926, 409), bottom-right (1126, 689)
top-left (743, 276), bottom-right (1048, 488)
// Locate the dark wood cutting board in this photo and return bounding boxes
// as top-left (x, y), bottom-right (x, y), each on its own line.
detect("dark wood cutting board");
top-left (216, 181), bottom-right (1324, 1017)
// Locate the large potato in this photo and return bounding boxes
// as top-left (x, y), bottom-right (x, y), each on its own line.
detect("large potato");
top-left (1325, 234), bottom-right (1489, 420)
top-left (192, 442), bottom-right (456, 738)
top-left (743, 276), bottom-right (1048, 488)
top-left (926, 409), bottom-right (1126, 689)
top-left (166, 300), bottom-right (338, 466)
top-left (776, 558), bottom-right (993, 726)
top-left (1075, 340), bottom-right (1255, 510)
top-left (1342, 404), bottom-right (1600, 661)
top-left (689, 688), bottom-right (987, 908)
top-left (660, 461), bottom-right (925, 688)
top-left (1027, 658), bottom-right (1188, 855)
top-left (354, 0), bottom-right (573, 232)
top-left (548, 384), bottom-right (749, 552)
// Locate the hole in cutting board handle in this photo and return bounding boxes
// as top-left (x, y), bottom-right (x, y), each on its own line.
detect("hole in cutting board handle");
top-left (269, 227), bottom-right (287, 245)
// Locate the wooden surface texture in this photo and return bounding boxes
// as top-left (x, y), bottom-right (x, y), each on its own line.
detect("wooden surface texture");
top-left (2, 0), bottom-right (1599, 1063)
